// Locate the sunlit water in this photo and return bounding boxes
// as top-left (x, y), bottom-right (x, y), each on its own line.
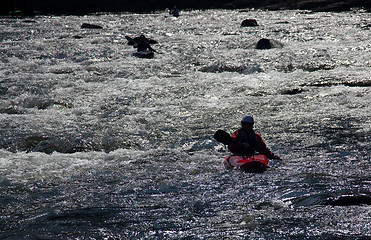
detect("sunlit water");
top-left (0, 9), bottom-right (370, 239)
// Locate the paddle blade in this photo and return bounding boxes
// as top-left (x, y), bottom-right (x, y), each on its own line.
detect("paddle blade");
top-left (125, 36), bottom-right (136, 45)
top-left (214, 129), bottom-right (233, 145)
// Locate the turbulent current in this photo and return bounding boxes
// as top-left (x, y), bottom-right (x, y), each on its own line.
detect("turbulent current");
top-left (1, 9), bottom-right (370, 239)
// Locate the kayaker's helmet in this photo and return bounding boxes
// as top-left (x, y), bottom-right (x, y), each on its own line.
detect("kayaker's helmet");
top-left (241, 115), bottom-right (254, 124)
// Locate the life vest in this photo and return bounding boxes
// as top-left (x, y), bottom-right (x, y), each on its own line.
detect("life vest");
top-left (236, 129), bottom-right (258, 155)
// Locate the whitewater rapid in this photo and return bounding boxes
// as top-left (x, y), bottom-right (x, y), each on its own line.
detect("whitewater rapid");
top-left (0, 9), bottom-right (370, 239)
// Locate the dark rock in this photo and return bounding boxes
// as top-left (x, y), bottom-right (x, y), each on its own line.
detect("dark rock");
top-left (256, 38), bottom-right (272, 49)
top-left (328, 194), bottom-right (371, 206)
top-left (344, 80), bottom-right (371, 87)
top-left (22, 20), bottom-right (37, 23)
top-left (81, 23), bottom-right (102, 29)
top-left (241, 19), bottom-right (258, 27)
top-left (281, 88), bottom-right (304, 95)
top-left (0, 107), bottom-right (24, 115)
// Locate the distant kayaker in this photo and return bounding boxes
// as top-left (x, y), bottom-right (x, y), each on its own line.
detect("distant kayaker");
top-left (134, 34), bottom-right (155, 52)
top-left (228, 115), bottom-right (281, 159)
top-left (169, 6), bottom-right (179, 17)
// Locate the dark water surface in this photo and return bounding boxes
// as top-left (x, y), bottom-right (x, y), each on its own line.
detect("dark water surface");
top-left (0, 9), bottom-right (370, 239)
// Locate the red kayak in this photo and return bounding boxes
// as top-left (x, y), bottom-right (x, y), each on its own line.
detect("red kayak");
top-left (223, 154), bottom-right (269, 173)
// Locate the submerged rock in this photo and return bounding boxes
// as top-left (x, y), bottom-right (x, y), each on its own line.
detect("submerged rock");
top-left (327, 194), bottom-right (371, 206)
top-left (255, 38), bottom-right (284, 49)
top-left (241, 19), bottom-right (258, 27)
top-left (256, 38), bottom-right (272, 49)
top-left (81, 23), bottom-right (103, 29)
top-left (281, 88), bottom-right (304, 95)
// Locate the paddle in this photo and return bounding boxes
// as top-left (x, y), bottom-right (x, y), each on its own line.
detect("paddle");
top-left (213, 129), bottom-right (233, 145)
top-left (125, 36), bottom-right (136, 45)
top-left (125, 36), bottom-right (158, 45)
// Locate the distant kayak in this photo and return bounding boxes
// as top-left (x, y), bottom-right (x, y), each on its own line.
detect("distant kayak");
top-left (223, 154), bottom-right (269, 173)
top-left (125, 35), bottom-right (158, 45)
top-left (133, 50), bottom-right (154, 59)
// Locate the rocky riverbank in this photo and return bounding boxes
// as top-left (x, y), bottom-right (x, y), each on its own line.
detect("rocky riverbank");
top-left (262, 0), bottom-right (371, 12)
top-left (2, 0), bottom-right (370, 16)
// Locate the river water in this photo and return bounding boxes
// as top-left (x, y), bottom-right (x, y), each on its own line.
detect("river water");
top-left (0, 9), bottom-right (370, 239)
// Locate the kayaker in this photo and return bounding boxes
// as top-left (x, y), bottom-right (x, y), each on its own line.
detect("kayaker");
top-left (169, 6), bottom-right (180, 17)
top-left (135, 34), bottom-right (155, 52)
top-left (228, 115), bottom-right (281, 159)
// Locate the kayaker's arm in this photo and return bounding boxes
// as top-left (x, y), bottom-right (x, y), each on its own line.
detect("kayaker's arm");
top-left (255, 133), bottom-right (281, 160)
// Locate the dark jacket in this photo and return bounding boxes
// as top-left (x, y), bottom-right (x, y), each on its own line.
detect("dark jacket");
top-left (228, 129), bottom-right (275, 159)
top-left (135, 37), bottom-right (154, 52)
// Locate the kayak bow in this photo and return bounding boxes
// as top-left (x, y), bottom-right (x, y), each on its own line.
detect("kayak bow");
top-left (224, 154), bottom-right (269, 173)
